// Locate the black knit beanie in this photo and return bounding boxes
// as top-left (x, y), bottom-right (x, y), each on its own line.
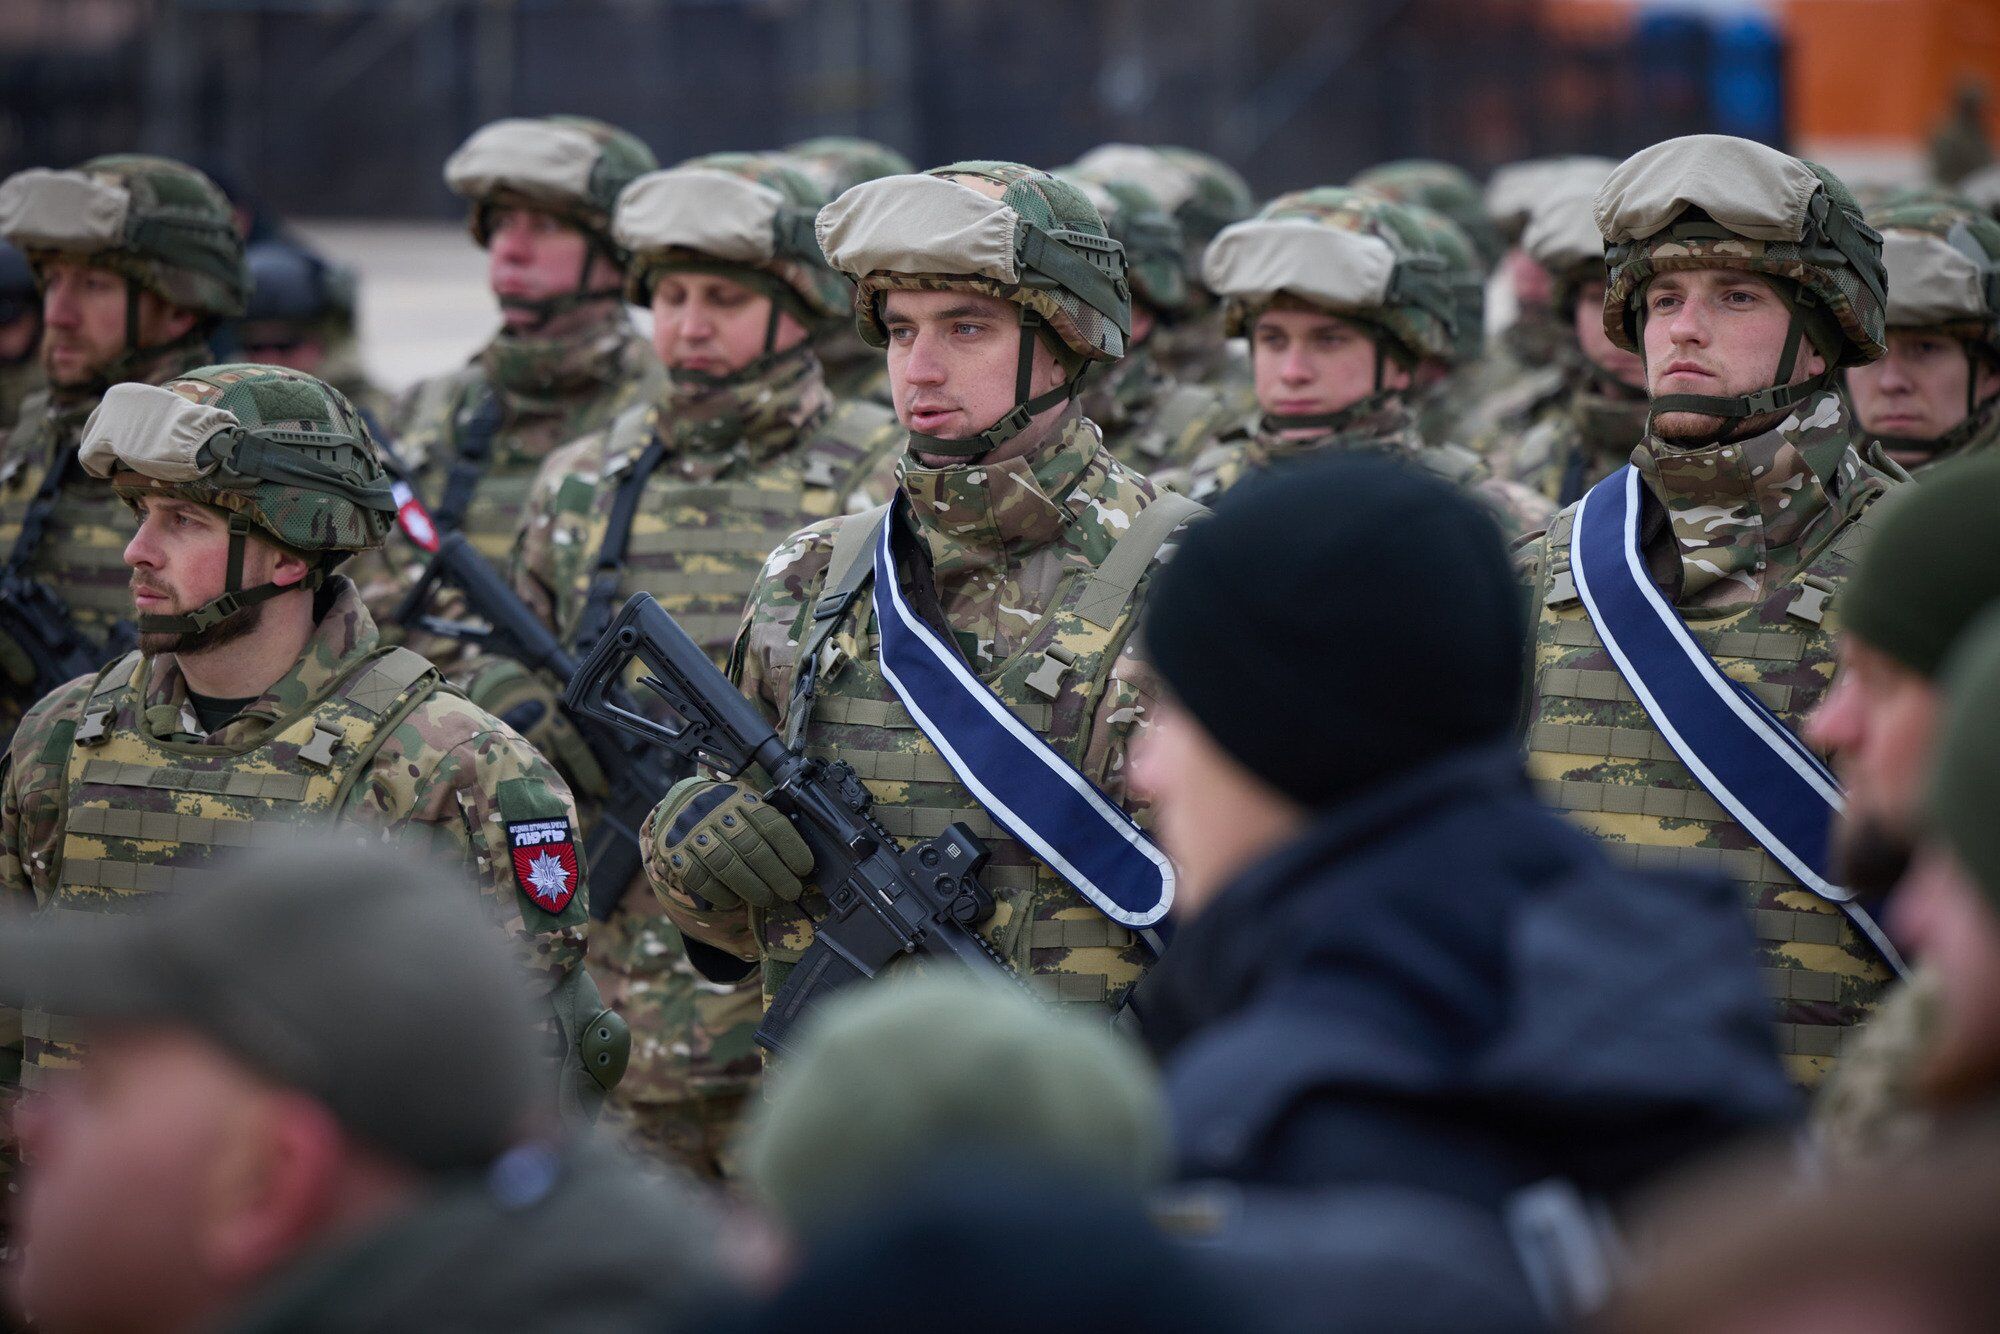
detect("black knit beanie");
top-left (1144, 452), bottom-right (1525, 809)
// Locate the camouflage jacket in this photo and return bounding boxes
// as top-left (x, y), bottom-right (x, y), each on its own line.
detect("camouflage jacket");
top-left (0, 577), bottom-right (595, 1105)
top-left (513, 352), bottom-right (899, 1105)
top-left (0, 358), bottom-right (42, 439)
top-left (645, 412), bottom-right (1194, 1013)
top-left (1812, 963), bottom-right (1942, 1168)
top-left (1163, 398), bottom-right (1553, 540)
top-left (1496, 370), bottom-right (1650, 507)
top-left (357, 306), bottom-right (661, 663)
top-left (1081, 342), bottom-right (1243, 476)
top-left (1519, 390), bottom-right (1906, 1085)
top-left (0, 340), bottom-right (216, 737)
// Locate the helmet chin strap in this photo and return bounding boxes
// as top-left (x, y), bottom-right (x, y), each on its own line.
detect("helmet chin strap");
top-left (1259, 333), bottom-right (1402, 434)
top-left (905, 308), bottom-right (1084, 463)
top-left (1644, 298), bottom-right (1836, 446)
top-left (669, 296), bottom-right (815, 393)
top-left (498, 237), bottom-right (624, 334)
top-left (139, 511), bottom-right (318, 637)
top-left (1870, 347), bottom-right (2000, 460)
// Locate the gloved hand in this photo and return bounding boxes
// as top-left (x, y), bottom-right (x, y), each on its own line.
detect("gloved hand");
top-left (648, 776), bottom-right (814, 909)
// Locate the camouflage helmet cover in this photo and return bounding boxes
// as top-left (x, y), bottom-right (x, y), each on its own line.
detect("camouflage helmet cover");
top-left (445, 115), bottom-right (658, 259)
top-left (1396, 202), bottom-right (1487, 365)
top-left (618, 153), bottom-right (850, 321)
top-left (1349, 158), bottom-right (1503, 271)
top-left (81, 363), bottom-right (394, 556)
top-left (1056, 168), bottom-right (1191, 316)
top-left (1595, 133), bottom-right (1887, 367)
top-left (1070, 143), bottom-right (1253, 292)
top-left (782, 136), bottom-right (916, 198)
top-left (1203, 186), bottom-right (1458, 364)
top-left (1523, 188), bottom-right (1610, 316)
top-left (816, 160), bottom-right (1131, 363)
top-left (0, 154), bottom-right (248, 318)
top-left (1868, 197), bottom-right (2000, 356)
top-left (1485, 155), bottom-right (1618, 244)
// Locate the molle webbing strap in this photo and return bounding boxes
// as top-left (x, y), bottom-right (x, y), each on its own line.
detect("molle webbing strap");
top-left (783, 501), bottom-right (890, 748)
top-left (572, 431), bottom-right (668, 656)
top-left (1071, 492), bottom-right (1204, 628)
top-left (434, 386), bottom-right (506, 535)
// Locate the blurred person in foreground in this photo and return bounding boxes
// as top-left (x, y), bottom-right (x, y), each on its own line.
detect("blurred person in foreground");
top-left (1804, 454), bottom-right (2000, 1163)
top-left (1128, 452), bottom-right (1796, 1223)
top-left (2, 834), bottom-right (727, 1334)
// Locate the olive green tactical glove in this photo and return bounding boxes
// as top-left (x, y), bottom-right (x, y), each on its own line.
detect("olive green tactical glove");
top-left (649, 776), bottom-right (814, 909)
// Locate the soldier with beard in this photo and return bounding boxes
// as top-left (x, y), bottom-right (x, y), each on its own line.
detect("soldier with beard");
top-left (1519, 134), bottom-right (1907, 1087)
top-left (0, 156), bottom-right (248, 737)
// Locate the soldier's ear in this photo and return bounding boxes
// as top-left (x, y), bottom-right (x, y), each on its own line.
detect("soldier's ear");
top-left (264, 540), bottom-right (316, 590)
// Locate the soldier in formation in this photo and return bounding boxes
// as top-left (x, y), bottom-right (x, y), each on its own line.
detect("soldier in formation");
top-left (232, 237), bottom-right (393, 430)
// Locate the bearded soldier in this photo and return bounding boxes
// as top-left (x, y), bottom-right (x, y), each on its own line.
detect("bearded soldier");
top-left (381, 117), bottom-right (658, 575)
top-left (642, 162), bottom-right (1197, 1021)
top-left (1519, 134), bottom-right (1907, 1087)
top-left (1070, 143), bottom-right (1256, 404)
top-left (1057, 170), bottom-right (1238, 475)
top-left (781, 136), bottom-right (915, 407)
top-left (0, 156), bottom-right (247, 735)
top-left (1161, 187), bottom-right (1550, 537)
top-left (0, 365), bottom-right (622, 1120)
top-left (511, 153), bottom-right (900, 1175)
top-left (1844, 197), bottom-right (2000, 474)
top-left (1485, 187), bottom-right (1649, 505)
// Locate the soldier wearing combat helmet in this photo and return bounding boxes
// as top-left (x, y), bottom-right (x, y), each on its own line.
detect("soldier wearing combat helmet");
top-left (0, 365), bottom-right (625, 1124)
top-left (1161, 187), bottom-right (1550, 538)
top-left (0, 155), bottom-right (248, 735)
top-left (1519, 134), bottom-right (1907, 1087)
top-left (509, 152), bottom-right (902, 1176)
top-left (1844, 197), bottom-right (2000, 473)
top-left (643, 161), bottom-right (1200, 1025)
top-left (1057, 168), bottom-right (1240, 475)
top-left (380, 117), bottom-right (659, 589)
top-left (780, 136), bottom-right (915, 406)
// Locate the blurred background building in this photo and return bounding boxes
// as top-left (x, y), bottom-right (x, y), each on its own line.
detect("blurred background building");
top-left (2, 0), bottom-right (1992, 387)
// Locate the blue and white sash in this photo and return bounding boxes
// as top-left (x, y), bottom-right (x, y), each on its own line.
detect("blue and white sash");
top-left (870, 499), bottom-right (1174, 930)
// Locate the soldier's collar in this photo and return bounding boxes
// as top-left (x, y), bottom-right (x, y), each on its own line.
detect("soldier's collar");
top-left (658, 345), bottom-right (830, 464)
top-left (895, 409), bottom-right (1102, 567)
top-left (480, 305), bottom-right (638, 403)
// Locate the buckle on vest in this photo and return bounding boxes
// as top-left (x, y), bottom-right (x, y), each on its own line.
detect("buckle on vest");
top-left (801, 457), bottom-right (841, 490)
top-left (298, 724), bottom-right (342, 770)
top-left (74, 708), bottom-right (112, 746)
top-left (1022, 645), bottom-right (1076, 701)
top-left (1548, 568), bottom-right (1581, 608)
top-left (1786, 576), bottom-right (1834, 626)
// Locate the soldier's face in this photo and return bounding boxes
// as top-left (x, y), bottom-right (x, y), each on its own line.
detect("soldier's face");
top-left (881, 289), bottom-right (1071, 466)
top-left (1574, 279), bottom-right (1644, 389)
top-left (1806, 637), bottom-right (1940, 892)
top-left (650, 272), bottom-right (807, 377)
top-left (8, 1027), bottom-right (263, 1334)
top-left (1250, 308), bottom-right (1409, 429)
top-left (39, 260), bottom-right (193, 388)
top-left (1641, 270), bottom-right (1826, 442)
top-left (485, 207), bottom-right (614, 332)
top-left (1847, 332), bottom-right (2000, 462)
top-left (124, 496), bottom-right (295, 656)
top-left (1889, 845), bottom-right (2000, 1103)
top-left (234, 321), bottom-right (328, 377)
top-left (1130, 694), bottom-right (1304, 921)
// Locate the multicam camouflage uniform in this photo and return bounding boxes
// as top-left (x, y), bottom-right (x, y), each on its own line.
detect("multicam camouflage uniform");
top-left (645, 163), bottom-right (1196, 1020)
top-left (0, 366), bottom-right (617, 1119)
top-left (0, 155), bottom-right (247, 737)
top-left (1520, 136), bottom-right (1905, 1087)
top-left (1058, 170), bottom-right (1240, 475)
top-left (1165, 185), bottom-right (1551, 538)
top-left (1852, 197), bottom-right (2000, 474)
top-left (370, 118), bottom-right (661, 634)
top-left (512, 154), bottom-right (901, 1177)
top-left (1812, 963), bottom-right (1943, 1166)
top-left (781, 136), bottom-right (915, 408)
top-left (1071, 144), bottom-right (1257, 407)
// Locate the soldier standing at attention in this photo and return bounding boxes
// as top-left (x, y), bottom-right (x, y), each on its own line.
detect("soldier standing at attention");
top-left (1519, 134), bottom-right (1907, 1087)
top-left (0, 365), bottom-right (622, 1123)
top-left (1844, 197), bottom-right (2000, 474)
top-left (1162, 187), bottom-right (1549, 538)
top-left (642, 162), bottom-right (1200, 1020)
top-left (510, 153), bottom-right (901, 1177)
top-left (0, 156), bottom-right (247, 734)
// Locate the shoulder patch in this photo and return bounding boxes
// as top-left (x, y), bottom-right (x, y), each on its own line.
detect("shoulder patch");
top-left (507, 816), bottom-right (580, 914)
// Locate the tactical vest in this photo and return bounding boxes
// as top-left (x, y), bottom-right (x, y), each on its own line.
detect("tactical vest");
top-left (1526, 504), bottom-right (1892, 1086)
top-left (0, 396), bottom-right (138, 634)
top-left (753, 494), bottom-right (1196, 1012)
top-left (409, 377), bottom-right (549, 565)
top-left (1109, 383), bottom-right (1236, 474)
top-left (560, 398), bottom-right (899, 661)
top-left (22, 645), bottom-right (439, 1085)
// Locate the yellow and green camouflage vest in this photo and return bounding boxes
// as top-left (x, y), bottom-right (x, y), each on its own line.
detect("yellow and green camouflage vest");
top-left (1526, 503), bottom-right (1893, 1087)
top-left (1109, 382), bottom-right (1240, 476)
top-left (23, 645), bottom-right (439, 1085)
top-left (560, 397), bottom-right (900, 659)
top-left (0, 392), bottom-right (143, 638)
top-left (752, 493), bottom-right (1198, 1012)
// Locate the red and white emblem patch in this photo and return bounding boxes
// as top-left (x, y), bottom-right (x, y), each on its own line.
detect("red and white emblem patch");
top-left (508, 817), bottom-right (579, 913)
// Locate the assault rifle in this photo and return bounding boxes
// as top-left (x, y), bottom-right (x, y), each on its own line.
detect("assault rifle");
top-left (564, 591), bottom-right (1015, 1055)
top-left (388, 484), bottom-right (688, 921)
top-left (0, 575), bottom-right (134, 710)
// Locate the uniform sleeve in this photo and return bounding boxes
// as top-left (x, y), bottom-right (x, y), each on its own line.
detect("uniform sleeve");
top-left (0, 674), bottom-right (94, 905)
